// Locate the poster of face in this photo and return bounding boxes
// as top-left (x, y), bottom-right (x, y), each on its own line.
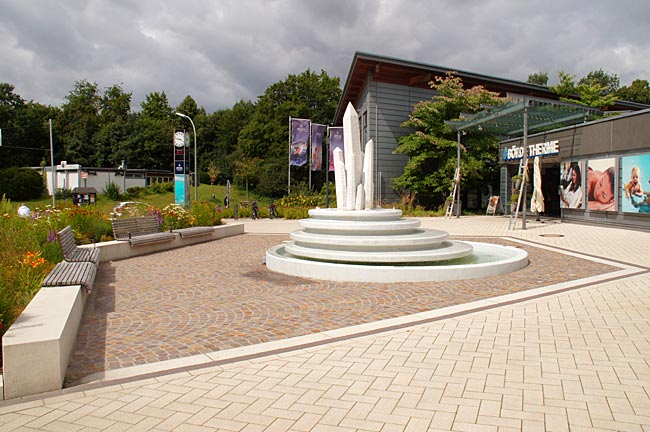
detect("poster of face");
top-left (621, 153), bottom-right (650, 213)
top-left (587, 158), bottom-right (616, 211)
top-left (559, 161), bottom-right (583, 209)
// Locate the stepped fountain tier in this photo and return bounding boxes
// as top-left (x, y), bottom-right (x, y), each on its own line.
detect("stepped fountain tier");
top-left (266, 102), bottom-right (528, 282)
top-left (266, 207), bottom-right (528, 282)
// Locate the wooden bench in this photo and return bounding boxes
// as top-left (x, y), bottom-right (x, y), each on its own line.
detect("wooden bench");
top-left (42, 261), bottom-right (97, 293)
top-left (112, 216), bottom-right (174, 247)
top-left (172, 226), bottom-right (214, 238)
top-left (57, 225), bottom-right (101, 265)
top-left (112, 215), bottom-right (175, 247)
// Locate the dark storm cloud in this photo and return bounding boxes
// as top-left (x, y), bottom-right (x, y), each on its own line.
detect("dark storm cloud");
top-left (1, 0), bottom-right (648, 113)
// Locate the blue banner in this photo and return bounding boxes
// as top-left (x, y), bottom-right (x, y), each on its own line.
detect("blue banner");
top-left (311, 124), bottom-right (326, 171)
top-left (328, 127), bottom-right (344, 171)
top-left (290, 118), bottom-right (310, 167)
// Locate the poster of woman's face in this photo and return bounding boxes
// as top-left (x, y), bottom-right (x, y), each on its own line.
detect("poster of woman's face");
top-left (559, 161), bottom-right (583, 209)
top-left (621, 153), bottom-right (650, 213)
top-left (587, 158), bottom-right (616, 211)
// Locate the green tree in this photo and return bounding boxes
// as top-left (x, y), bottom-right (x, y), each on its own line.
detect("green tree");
top-left (93, 84), bottom-right (135, 167)
top-left (617, 79), bottom-right (650, 104)
top-left (578, 69), bottom-right (619, 95)
top-left (0, 84), bottom-right (56, 169)
top-left (59, 80), bottom-right (101, 166)
top-left (550, 71), bottom-right (617, 109)
top-left (393, 73), bottom-right (506, 208)
top-left (137, 92), bottom-right (174, 170)
top-left (234, 157), bottom-right (262, 201)
top-left (527, 72), bottom-right (549, 86)
top-left (237, 69), bottom-right (340, 196)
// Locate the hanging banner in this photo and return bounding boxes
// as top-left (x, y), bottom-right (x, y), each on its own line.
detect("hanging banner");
top-left (311, 124), bottom-right (326, 171)
top-left (328, 127), bottom-right (344, 171)
top-left (290, 118), bottom-right (310, 166)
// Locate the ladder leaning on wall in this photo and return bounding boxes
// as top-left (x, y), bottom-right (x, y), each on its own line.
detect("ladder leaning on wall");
top-left (508, 156), bottom-right (528, 229)
top-left (445, 167), bottom-right (460, 218)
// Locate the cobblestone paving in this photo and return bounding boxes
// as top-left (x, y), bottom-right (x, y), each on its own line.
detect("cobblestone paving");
top-left (65, 234), bottom-right (619, 386)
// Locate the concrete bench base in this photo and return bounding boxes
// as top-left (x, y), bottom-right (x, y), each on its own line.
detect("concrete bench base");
top-left (2, 285), bottom-right (86, 400)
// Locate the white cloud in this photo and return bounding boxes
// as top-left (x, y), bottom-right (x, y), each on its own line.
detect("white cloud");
top-left (1, 0), bottom-right (649, 112)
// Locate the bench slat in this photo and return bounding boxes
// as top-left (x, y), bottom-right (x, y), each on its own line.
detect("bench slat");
top-left (172, 226), bottom-right (214, 238)
top-left (42, 261), bottom-right (97, 292)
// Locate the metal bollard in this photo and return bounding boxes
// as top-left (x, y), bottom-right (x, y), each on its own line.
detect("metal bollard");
top-left (234, 204), bottom-right (238, 220)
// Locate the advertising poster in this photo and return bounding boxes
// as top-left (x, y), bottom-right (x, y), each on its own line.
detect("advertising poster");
top-left (559, 161), bottom-right (584, 209)
top-left (311, 124), bottom-right (326, 171)
top-left (587, 157), bottom-right (616, 211)
top-left (621, 153), bottom-right (650, 213)
top-left (290, 118), bottom-right (310, 167)
top-left (328, 127), bottom-right (344, 171)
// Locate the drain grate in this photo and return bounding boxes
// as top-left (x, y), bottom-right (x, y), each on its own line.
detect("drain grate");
top-left (539, 233), bottom-right (565, 237)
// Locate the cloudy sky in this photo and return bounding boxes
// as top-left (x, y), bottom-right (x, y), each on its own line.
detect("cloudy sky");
top-left (2, 0), bottom-right (649, 113)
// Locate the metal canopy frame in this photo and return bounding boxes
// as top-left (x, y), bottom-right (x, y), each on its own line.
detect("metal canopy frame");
top-left (445, 95), bottom-right (598, 230)
top-left (447, 95), bottom-right (599, 137)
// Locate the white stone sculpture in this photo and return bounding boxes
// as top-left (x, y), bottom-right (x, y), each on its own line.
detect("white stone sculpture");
top-left (338, 103), bottom-right (375, 210)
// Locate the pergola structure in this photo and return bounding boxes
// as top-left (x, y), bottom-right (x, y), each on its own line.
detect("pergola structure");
top-left (446, 95), bottom-right (598, 229)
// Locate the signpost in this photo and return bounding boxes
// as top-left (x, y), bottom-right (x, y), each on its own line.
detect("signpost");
top-left (174, 131), bottom-right (190, 207)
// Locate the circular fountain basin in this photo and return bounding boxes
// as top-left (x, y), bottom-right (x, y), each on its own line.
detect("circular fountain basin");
top-left (266, 241), bottom-right (529, 282)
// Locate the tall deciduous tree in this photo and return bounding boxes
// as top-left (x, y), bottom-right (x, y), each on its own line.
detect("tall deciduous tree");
top-left (93, 84), bottom-right (135, 167)
top-left (393, 73), bottom-right (506, 209)
top-left (137, 91), bottom-right (174, 170)
top-left (527, 72), bottom-right (549, 86)
top-left (617, 79), bottom-right (650, 104)
top-left (550, 70), bottom-right (618, 109)
top-left (59, 80), bottom-right (101, 166)
top-left (237, 69), bottom-right (340, 196)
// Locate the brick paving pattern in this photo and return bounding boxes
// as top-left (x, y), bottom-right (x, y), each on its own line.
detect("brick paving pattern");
top-left (65, 234), bottom-right (618, 386)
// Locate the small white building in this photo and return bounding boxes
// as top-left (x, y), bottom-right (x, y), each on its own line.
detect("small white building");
top-left (41, 161), bottom-right (173, 196)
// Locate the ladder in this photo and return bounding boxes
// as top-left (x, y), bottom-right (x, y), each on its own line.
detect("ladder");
top-left (508, 157), bottom-right (528, 229)
top-left (445, 168), bottom-right (460, 218)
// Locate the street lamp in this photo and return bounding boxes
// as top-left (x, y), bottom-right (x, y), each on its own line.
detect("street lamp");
top-left (175, 112), bottom-right (198, 203)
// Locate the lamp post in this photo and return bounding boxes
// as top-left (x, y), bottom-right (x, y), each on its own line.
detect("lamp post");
top-left (175, 112), bottom-right (198, 203)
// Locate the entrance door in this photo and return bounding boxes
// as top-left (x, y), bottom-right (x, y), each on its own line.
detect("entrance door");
top-left (542, 166), bottom-right (560, 217)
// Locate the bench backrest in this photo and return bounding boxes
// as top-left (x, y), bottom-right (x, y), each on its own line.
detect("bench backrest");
top-left (57, 226), bottom-right (78, 257)
top-left (112, 215), bottom-right (162, 240)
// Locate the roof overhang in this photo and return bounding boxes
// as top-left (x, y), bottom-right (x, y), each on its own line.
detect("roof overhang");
top-left (446, 95), bottom-right (599, 137)
top-left (334, 51), bottom-right (648, 125)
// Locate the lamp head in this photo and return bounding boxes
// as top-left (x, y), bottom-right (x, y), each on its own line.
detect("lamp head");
top-left (175, 112), bottom-right (187, 119)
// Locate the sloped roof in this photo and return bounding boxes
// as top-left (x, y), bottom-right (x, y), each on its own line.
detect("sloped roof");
top-left (334, 52), bottom-right (648, 125)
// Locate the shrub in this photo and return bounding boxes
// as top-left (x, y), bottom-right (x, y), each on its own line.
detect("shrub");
top-left (0, 167), bottom-right (45, 201)
top-left (190, 202), bottom-right (223, 226)
top-left (102, 180), bottom-right (122, 201)
top-left (150, 182), bottom-right (173, 194)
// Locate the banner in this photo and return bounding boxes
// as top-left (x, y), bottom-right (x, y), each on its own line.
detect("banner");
top-left (328, 127), bottom-right (344, 171)
top-left (311, 124), bottom-right (326, 171)
top-left (621, 153), bottom-right (650, 213)
top-left (290, 118), bottom-right (310, 166)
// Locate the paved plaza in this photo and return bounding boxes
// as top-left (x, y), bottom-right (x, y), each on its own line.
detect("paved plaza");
top-left (1, 216), bottom-right (649, 431)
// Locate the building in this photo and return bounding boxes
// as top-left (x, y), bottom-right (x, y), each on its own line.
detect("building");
top-left (500, 108), bottom-right (650, 229)
top-left (41, 161), bottom-right (173, 197)
top-left (334, 51), bottom-right (646, 205)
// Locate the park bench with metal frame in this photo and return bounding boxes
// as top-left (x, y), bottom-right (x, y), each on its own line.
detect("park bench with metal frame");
top-left (42, 261), bottom-right (97, 293)
top-left (172, 226), bottom-right (215, 238)
top-left (57, 225), bottom-right (101, 265)
top-left (111, 215), bottom-right (175, 246)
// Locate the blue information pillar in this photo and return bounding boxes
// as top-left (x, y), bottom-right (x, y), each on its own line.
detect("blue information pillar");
top-left (173, 131), bottom-right (190, 208)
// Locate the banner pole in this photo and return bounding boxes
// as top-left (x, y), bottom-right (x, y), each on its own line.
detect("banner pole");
top-left (325, 126), bottom-right (330, 208)
top-left (308, 122), bottom-right (312, 190)
top-left (288, 116), bottom-right (291, 196)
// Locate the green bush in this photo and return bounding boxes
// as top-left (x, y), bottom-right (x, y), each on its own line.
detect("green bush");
top-left (102, 180), bottom-right (122, 201)
top-left (150, 182), bottom-right (173, 194)
top-left (0, 167), bottom-right (45, 201)
top-left (190, 202), bottom-right (223, 226)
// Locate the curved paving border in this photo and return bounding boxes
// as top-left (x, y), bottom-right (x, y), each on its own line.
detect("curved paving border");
top-left (65, 234), bottom-right (627, 386)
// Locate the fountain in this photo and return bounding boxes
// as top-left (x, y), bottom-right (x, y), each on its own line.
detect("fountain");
top-left (266, 103), bottom-right (528, 282)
